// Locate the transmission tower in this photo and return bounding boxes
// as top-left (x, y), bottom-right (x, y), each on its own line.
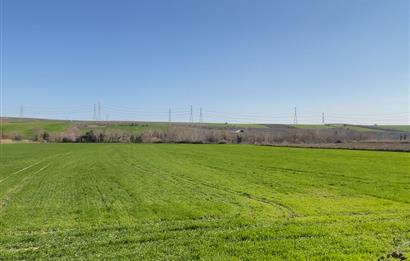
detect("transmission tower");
top-left (199, 107), bottom-right (203, 123)
top-left (98, 101), bottom-right (101, 121)
top-left (293, 107), bottom-right (298, 124)
top-left (93, 104), bottom-right (97, 121)
top-left (322, 112), bottom-right (325, 124)
top-left (189, 105), bottom-right (193, 123)
top-left (168, 108), bottom-right (172, 123)
top-left (19, 104), bottom-right (23, 118)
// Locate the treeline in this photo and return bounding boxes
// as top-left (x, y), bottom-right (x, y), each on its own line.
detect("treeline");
top-left (3, 125), bottom-right (406, 144)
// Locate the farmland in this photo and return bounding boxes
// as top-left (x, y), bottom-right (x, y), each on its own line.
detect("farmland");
top-left (2, 118), bottom-right (409, 141)
top-left (0, 144), bottom-right (409, 259)
top-left (1, 118), bottom-right (410, 153)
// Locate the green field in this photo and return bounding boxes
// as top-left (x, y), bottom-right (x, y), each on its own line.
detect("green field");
top-left (0, 119), bottom-right (169, 139)
top-left (1, 118), bottom-right (269, 140)
top-left (0, 119), bottom-right (71, 139)
top-left (2, 118), bottom-right (409, 142)
top-left (80, 122), bottom-right (168, 134)
top-left (293, 124), bottom-right (383, 132)
top-left (0, 144), bottom-right (409, 260)
top-left (203, 123), bottom-right (269, 129)
top-left (293, 124), bottom-right (410, 133)
top-left (379, 125), bottom-right (410, 132)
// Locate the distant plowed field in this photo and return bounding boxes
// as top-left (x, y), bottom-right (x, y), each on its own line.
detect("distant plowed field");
top-left (0, 144), bottom-right (409, 259)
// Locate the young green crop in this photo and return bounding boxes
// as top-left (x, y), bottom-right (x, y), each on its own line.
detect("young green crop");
top-left (0, 144), bottom-right (409, 259)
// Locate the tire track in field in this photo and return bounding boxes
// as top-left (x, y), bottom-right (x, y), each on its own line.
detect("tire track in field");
top-left (124, 158), bottom-right (244, 209)
top-left (106, 146), bottom-right (293, 219)
top-left (0, 160), bottom-right (47, 184)
top-left (122, 154), bottom-right (295, 218)
top-left (146, 148), bottom-right (297, 218)
top-left (169, 174), bottom-right (296, 218)
top-left (0, 152), bottom-right (72, 213)
top-left (114, 154), bottom-right (246, 216)
top-left (0, 164), bottom-right (50, 213)
top-left (0, 152), bottom-right (72, 184)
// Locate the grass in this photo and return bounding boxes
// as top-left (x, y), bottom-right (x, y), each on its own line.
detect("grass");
top-left (0, 119), bottom-right (169, 139)
top-left (0, 144), bottom-right (409, 260)
top-left (81, 122), bottom-right (168, 134)
top-left (293, 124), bottom-right (391, 132)
top-left (379, 125), bottom-right (410, 132)
top-left (339, 125), bottom-right (385, 132)
top-left (0, 119), bottom-right (70, 139)
top-left (2, 118), bottom-right (408, 141)
top-left (202, 123), bottom-right (269, 129)
top-left (291, 124), bottom-right (337, 129)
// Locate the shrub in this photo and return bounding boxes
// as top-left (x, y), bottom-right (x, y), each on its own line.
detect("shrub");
top-left (42, 132), bottom-right (50, 141)
top-left (130, 134), bottom-right (142, 143)
top-left (62, 137), bottom-right (72, 143)
top-left (78, 130), bottom-right (97, 143)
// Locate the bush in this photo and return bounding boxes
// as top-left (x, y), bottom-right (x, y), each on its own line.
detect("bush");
top-left (42, 132), bottom-right (50, 141)
top-left (78, 130), bottom-right (97, 143)
top-left (62, 137), bottom-right (72, 143)
top-left (130, 134), bottom-right (142, 143)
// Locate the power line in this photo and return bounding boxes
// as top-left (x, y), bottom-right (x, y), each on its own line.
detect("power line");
top-left (205, 109), bottom-right (290, 117)
top-left (205, 111), bottom-right (291, 120)
top-left (104, 105), bottom-right (188, 114)
top-left (9, 103), bottom-right (410, 124)
top-left (326, 112), bottom-right (409, 117)
top-left (105, 104), bottom-right (188, 113)
top-left (24, 105), bottom-right (91, 110)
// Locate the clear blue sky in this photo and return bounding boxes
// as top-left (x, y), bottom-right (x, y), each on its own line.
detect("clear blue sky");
top-left (2, 0), bottom-right (409, 124)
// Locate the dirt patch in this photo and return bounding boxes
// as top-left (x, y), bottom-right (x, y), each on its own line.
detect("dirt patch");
top-left (0, 139), bottom-right (13, 144)
top-left (0, 139), bottom-right (39, 144)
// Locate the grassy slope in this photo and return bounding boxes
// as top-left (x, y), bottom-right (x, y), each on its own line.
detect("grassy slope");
top-left (0, 119), bottom-right (169, 139)
top-left (2, 118), bottom-right (408, 140)
top-left (80, 122), bottom-right (168, 134)
top-left (291, 124), bottom-right (336, 129)
top-left (379, 125), bottom-right (410, 132)
top-left (203, 123), bottom-right (269, 129)
top-left (1, 118), bottom-right (267, 139)
top-left (0, 144), bottom-right (409, 260)
top-left (293, 124), bottom-right (391, 132)
top-left (1, 120), bottom-right (70, 138)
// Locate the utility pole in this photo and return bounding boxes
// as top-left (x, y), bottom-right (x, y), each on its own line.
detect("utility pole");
top-left (19, 104), bottom-right (23, 118)
top-left (199, 107), bottom-right (203, 123)
top-left (98, 101), bottom-right (101, 121)
top-left (168, 108), bottom-right (172, 123)
top-left (189, 105), bottom-right (193, 123)
top-left (322, 112), bottom-right (325, 124)
top-left (293, 107), bottom-right (298, 125)
top-left (93, 104), bottom-right (97, 121)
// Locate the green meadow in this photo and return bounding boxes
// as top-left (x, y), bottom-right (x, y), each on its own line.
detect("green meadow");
top-left (0, 144), bottom-right (409, 260)
top-left (292, 124), bottom-right (405, 132)
top-left (0, 120), bottom-right (70, 139)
